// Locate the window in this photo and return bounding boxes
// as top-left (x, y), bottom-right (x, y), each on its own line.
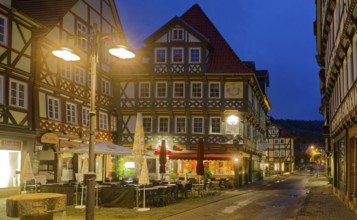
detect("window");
top-left (0, 75), bottom-right (3, 104)
top-left (102, 40), bottom-right (111, 64)
top-left (82, 107), bottom-right (90, 127)
top-left (209, 82), bottom-right (221, 98)
top-left (74, 66), bottom-right (86, 85)
top-left (9, 79), bottom-right (27, 109)
top-left (280, 139), bottom-right (285, 144)
top-left (172, 28), bottom-right (184, 40)
top-left (192, 116), bottom-right (204, 134)
top-left (47, 96), bottom-right (60, 120)
top-left (172, 48), bottom-right (184, 63)
top-left (76, 20), bottom-right (87, 50)
top-left (0, 15), bottom-right (8, 45)
top-left (189, 48), bottom-right (200, 63)
top-left (87, 73), bottom-right (98, 90)
top-left (173, 81), bottom-right (185, 98)
top-left (210, 117), bottom-right (221, 134)
top-left (274, 139), bottom-right (279, 144)
top-left (60, 63), bottom-right (73, 80)
top-left (156, 81), bottom-right (167, 98)
top-left (143, 116), bottom-right (152, 133)
top-left (175, 116), bottom-right (186, 133)
top-left (191, 82), bottom-right (202, 98)
top-left (155, 48), bottom-right (167, 63)
top-left (101, 78), bottom-right (111, 96)
top-left (158, 116), bottom-right (169, 133)
top-left (110, 115), bottom-right (117, 131)
top-left (99, 112), bottom-right (109, 130)
top-left (139, 82), bottom-right (151, 98)
top-left (66, 102), bottom-right (77, 124)
top-left (274, 151), bottom-right (279, 157)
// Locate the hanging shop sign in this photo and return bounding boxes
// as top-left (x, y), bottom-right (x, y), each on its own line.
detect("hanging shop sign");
top-left (41, 133), bottom-right (59, 144)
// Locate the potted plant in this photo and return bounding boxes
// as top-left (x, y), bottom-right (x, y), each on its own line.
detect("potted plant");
top-left (202, 168), bottom-right (212, 182)
top-left (169, 172), bottom-right (178, 183)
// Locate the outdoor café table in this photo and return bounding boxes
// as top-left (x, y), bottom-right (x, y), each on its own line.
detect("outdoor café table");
top-left (137, 187), bottom-right (158, 208)
top-left (6, 193), bottom-right (66, 220)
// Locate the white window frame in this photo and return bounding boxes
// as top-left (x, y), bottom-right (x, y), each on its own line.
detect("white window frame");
top-left (191, 82), bottom-right (203, 98)
top-left (0, 75), bottom-right (4, 104)
top-left (139, 82), bottom-right (151, 98)
top-left (172, 28), bottom-right (184, 41)
top-left (175, 116), bottom-right (186, 133)
top-left (143, 116), bottom-right (152, 133)
top-left (74, 66), bottom-right (86, 85)
top-left (101, 78), bottom-right (111, 96)
top-left (66, 102), bottom-right (77, 124)
top-left (171, 48), bottom-right (184, 63)
top-left (280, 139), bottom-right (285, 144)
top-left (60, 63), bottom-right (73, 80)
top-left (9, 78), bottom-right (28, 109)
top-left (156, 81), bottom-right (167, 98)
top-left (155, 48), bottom-right (167, 64)
top-left (209, 82), bottom-right (221, 99)
top-left (110, 115), bottom-right (117, 132)
top-left (158, 116), bottom-right (169, 133)
top-left (210, 117), bottom-right (221, 134)
top-left (99, 112), bottom-right (109, 130)
top-left (192, 116), bottom-right (204, 134)
top-left (274, 139), bottom-right (279, 144)
top-left (76, 20), bottom-right (88, 51)
top-left (189, 48), bottom-right (201, 63)
top-left (173, 81), bottom-right (185, 98)
top-left (82, 107), bottom-right (90, 127)
top-left (47, 96), bottom-right (60, 120)
top-left (0, 14), bottom-right (8, 45)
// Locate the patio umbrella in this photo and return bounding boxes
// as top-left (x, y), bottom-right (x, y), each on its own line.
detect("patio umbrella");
top-left (159, 140), bottom-right (167, 180)
top-left (132, 113), bottom-right (145, 175)
top-left (196, 138), bottom-right (205, 178)
top-left (137, 157), bottom-right (150, 211)
top-left (20, 153), bottom-right (35, 193)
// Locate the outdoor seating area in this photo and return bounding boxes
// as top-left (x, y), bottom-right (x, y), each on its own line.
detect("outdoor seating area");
top-left (14, 177), bottom-right (233, 210)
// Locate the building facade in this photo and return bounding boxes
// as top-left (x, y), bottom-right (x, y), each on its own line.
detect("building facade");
top-left (0, 0), bottom-right (41, 197)
top-left (0, 0), bottom-right (129, 197)
top-left (315, 0), bottom-right (357, 209)
top-left (265, 124), bottom-right (295, 175)
top-left (113, 4), bottom-right (271, 186)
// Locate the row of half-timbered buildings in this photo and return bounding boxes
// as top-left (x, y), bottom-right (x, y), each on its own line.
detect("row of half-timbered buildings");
top-left (315, 0), bottom-right (357, 211)
top-left (0, 1), bottom-right (272, 197)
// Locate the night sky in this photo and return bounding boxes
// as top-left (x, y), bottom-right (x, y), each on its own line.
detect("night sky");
top-left (116, 0), bottom-right (323, 121)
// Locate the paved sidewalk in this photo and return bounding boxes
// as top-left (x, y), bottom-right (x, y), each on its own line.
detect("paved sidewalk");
top-left (1, 175), bottom-right (357, 220)
top-left (296, 176), bottom-right (357, 220)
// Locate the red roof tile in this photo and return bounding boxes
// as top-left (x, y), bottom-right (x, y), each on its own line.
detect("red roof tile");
top-left (180, 4), bottom-right (252, 74)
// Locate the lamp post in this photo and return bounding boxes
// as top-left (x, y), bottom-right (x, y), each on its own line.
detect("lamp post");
top-left (52, 23), bottom-right (134, 220)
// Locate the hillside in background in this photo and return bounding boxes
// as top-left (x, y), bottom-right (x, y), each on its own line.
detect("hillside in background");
top-left (271, 118), bottom-right (324, 150)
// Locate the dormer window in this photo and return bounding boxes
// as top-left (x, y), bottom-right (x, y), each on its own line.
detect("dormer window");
top-left (155, 48), bottom-right (167, 63)
top-left (172, 28), bottom-right (184, 41)
top-left (172, 48), bottom-right (183, 63)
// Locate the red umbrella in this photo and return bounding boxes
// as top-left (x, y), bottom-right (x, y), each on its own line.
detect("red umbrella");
top-left (196, 138), bottom-right (204, 176)
top-left (159, 140), bottom-right (167, 174)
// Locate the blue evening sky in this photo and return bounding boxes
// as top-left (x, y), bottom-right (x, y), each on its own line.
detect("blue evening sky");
top-left (116, 0), bottom-right (323, 121)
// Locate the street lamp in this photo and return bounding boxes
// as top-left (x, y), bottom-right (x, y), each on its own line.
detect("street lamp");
top-left (52, 23), bottom-right (134, 220)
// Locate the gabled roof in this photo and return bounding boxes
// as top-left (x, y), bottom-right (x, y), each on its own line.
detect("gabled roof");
top-left (12, 0), bottom-right (77, 30)
top-left (180, 4), bottom-right (252, 74)
top-left (144, 16), bottom-right (210, 46)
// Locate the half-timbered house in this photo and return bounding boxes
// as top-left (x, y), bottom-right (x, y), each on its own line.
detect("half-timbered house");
top-left (265, 124), bottom-right (295, 175)
top-left (11, 0), bottom-right (129, 185)
top-left (315, 0), bottom-right (357, 210)
top-left (0, 0), bottom-right (42, 197)
top-left (113, 4), bottom-right (271, 186)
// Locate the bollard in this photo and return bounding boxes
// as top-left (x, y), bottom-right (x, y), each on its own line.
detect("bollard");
top-left (84, 172), bottom-right (96, 220)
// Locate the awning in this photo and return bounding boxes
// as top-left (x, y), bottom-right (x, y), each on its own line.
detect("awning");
top-left (169, 152), bottom-right (233, 160)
